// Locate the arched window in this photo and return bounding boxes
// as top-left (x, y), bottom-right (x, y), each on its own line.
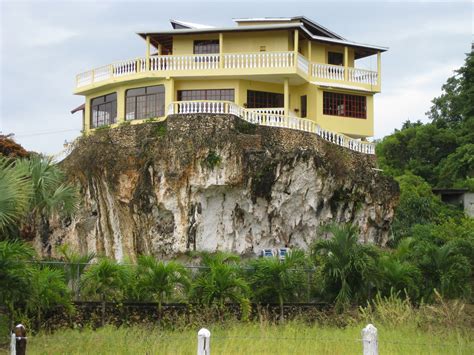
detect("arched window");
top-left (126, 85), bottom-right (165, 120)
top-left (91, 93), bottom-right (117, 128)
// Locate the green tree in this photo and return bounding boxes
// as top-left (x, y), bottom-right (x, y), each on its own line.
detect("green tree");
top-left (27, 266), bottom-right (72, 327)
top-left (57, 244), bottom-right (96, 300)
top-left (81, 258), bottom-right (131, 326)
top-left (14, 155), bottom-right (79, 239)
top-left (135, 255), bottom-right (189, 320)
top-left (191, 252), bottom-right (251, 320)
top-left (312, 224), bottom-right (378, 312)
top-left (249, 250), bottom-right (308, 322)
top-left (0, 240), bottom-right (34, 326)
top-left (376, 254), bottom-right (421, 300)
top-left (0, 158), bottom-right (32, 232)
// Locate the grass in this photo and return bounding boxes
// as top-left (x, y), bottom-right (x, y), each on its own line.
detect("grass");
top-left (17, 321), bottom-right (474, 355)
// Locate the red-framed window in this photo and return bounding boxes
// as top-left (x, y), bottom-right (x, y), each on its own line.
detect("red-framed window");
top-left (323, 92), bottom-right (367, 119)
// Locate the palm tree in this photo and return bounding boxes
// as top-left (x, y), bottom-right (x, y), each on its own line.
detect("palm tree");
top-left (191, 252), bottom-right (251, 320)
top-left (81, 258), bottom-right (131, 326)
top-left (0, 240), bottom-right (34, 327)
top-left (249, 249), bottom-right (308, 322)
top-left (15, 155), bottom-right (79, 239)
top-left (376, 254), bottom-right (421, 300)
top-left (27, 266), bottom-right (73, 328)
top-left (57, 244), bottom-right (96, 300)
top-left (135, 255), bottom-right (190, 320)
top-left (312, 224), bottom-right (378, 312)
top-left (0, 158), bottom-right (32, 232)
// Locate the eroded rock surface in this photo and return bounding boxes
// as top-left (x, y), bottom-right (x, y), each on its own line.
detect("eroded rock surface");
top-left (36, 114), bottom-right (399, 260)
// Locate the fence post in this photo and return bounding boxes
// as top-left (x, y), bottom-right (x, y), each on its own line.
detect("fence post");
top-left (197, 328), bottom-right (211, 355)
top-left (361, 324), bottom-right (378, 355)
top-left (11, 324), bottom-right (27, 355)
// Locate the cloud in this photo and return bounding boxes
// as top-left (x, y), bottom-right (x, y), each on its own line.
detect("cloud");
top-left (374, 61), bottom-right (463, 138)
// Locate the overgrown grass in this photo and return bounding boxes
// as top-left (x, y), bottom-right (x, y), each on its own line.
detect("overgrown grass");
top-left (23, 321), bottom-right (473, 355)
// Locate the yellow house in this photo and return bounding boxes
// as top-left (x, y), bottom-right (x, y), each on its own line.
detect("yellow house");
top-left (73, 17), bottom-right (387, 154)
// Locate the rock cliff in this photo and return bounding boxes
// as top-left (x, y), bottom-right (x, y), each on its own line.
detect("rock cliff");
top-left (36, 114), bottom-right (399, 261)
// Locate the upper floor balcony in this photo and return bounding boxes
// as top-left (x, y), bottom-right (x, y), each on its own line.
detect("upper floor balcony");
top-left (75, 50), bottom-right (381, 94)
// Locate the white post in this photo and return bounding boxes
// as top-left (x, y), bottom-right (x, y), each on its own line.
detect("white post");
top-left (10, 332), bottom-right (15, 355)
top-left (197, 328), bottom-right (211, 355)
top-left (362, 324), bottom-right (378, 355)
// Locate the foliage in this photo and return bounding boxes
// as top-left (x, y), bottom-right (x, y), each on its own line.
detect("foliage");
top-left (0, 155), bottom-right (79, 240)
top-left (15, 155), bottom-right (79, 219)
top-left (153, 123), bottom-right (167, 138)
top-left (203, 150), bottom-right (222, 169)
top-left (135, 255), bottom-right (189, 312)
top-left (81, 258), bottom-right (131, 302)
top-left (312, 224), bottom-right (378, 312)
top-left (0, 240), bottom-right (35, 317)
top-left (0, 134), bottom-right (29, 158)
top-left (376, 52), bottom-right (474, 189)
top-left (249, 250), bottom-right (308, 320)
top-left (27, 266), bottom-right (73, 325)
top-left (57, 244), bottom-right (96, 300)
top-left (0, 158), bottom-right (32, 231)
top-left (390, 173), bottom-right (461, 241)
top-left (191, 252), bottom-right (251, 320)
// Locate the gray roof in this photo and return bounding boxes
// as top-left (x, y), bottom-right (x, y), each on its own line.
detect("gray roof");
top-left (232, 16), bottom-right (346, 40)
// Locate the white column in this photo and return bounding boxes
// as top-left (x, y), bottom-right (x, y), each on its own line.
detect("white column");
top-left (362, 324), bottom-right (378, 355)
top-left (377, 51), bottom-right (381, 89)
top-left (344, 46), bottom-right (348, 81)
top-left (146, 35), bottom-right (151, 71)
top-left (197, 328), bottom-right (211, 355)
top-left (284, 78), bottom-right (289, 116)
top-left (219, 33), bottom-right (223, 69)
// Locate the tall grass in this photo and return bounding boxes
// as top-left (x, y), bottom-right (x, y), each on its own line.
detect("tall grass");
top-left (23, 321), bottom-right (473, 355)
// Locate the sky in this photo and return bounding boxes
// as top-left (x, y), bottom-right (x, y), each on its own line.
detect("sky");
top-left (0, 0), bottom-right (472, 155)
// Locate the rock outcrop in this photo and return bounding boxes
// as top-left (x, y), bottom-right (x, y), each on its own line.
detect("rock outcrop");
top-left (36, 114), bottom-right (399, 261)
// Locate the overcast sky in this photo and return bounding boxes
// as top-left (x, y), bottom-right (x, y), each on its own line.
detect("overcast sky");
top-left (0, 0), bottom-right (472, 155)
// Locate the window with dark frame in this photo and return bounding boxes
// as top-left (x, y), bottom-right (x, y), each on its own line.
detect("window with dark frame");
top-left (328, 52), bottom-right (344, 66)
top-left (300, 95), bottom-right (307, 118)
top-left (125, 85), bottom-right (165, 121)
top-left (177, 89), bottom-right (234, 101)
top-left (246, 90), bottom-right (284, 108)
top-left (193, 40), bottom-right (219, 54)
top-left (91, 93), bottom-right (117, 128)
top-left (323, 92), bottom-right (367, 119)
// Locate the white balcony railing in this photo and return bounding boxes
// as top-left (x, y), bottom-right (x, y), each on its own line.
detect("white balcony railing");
top-left (246, 107), bottom-right (285, 115)
top-left (167, 101), bottom-right (375, 155)
top-left (297, 53), bottom-right (309, 74)
top-left (347, 67), bottom-right (378, 85)
top-left (76, 52), bottom-right (378, 89)
top-left (311, 63), bottom-right (345, 81)
top-left (223, 52), bottom-right (294, 69)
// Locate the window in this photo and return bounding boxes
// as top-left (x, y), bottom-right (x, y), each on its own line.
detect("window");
top-left (177, 89), bottom-right (234, 101)
top-left (300, 95), bottom-right (307, 118)
top-left (193, 40), bottom-right (219, 54)
top-left (246, 90), bottom-right (284, 108)
top-left (323, 92), bottom-right (366, 119)
top-left (91, 93), bottom-right (117, 128)
top-left (328, 52), bottom-right (343, 66)
top-left (126, 85), bottom-right (165, 120)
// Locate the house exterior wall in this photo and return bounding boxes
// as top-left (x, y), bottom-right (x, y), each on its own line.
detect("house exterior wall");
top-left (83, 77), bottom-right (373, 139)
top-left (173, 30), bottom-right (291, 55)
top-left (315, 88), bottom-right (374, 138)
top-left (463, 193), bottom-right (474, 217)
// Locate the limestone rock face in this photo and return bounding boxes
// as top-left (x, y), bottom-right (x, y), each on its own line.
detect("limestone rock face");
top-left (36, 115), bottom-right (399, 261)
